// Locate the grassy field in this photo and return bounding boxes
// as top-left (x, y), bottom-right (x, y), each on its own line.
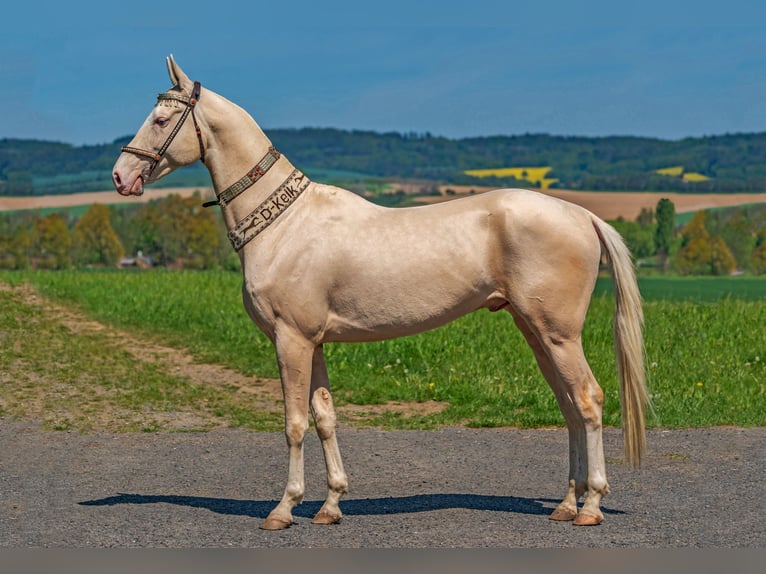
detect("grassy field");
top-left (1, 270), bottom-right (764, 432)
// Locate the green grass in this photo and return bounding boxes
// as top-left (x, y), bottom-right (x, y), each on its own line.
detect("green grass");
top-left (1, 270), bottom-right (764, 431)
top-left (596, 275), bottom-right (766, 302)
top-left (0, 279), bottom-right (282, 431)
top-left (4, 270), bottom-right (278, 377)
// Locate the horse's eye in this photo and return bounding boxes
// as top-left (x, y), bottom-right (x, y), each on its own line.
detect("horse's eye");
top-left (155, 117), bottom-right (169, 127)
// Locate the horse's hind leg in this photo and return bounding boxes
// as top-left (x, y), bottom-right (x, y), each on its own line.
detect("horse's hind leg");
top-left (510, 310), bottom-right (608, 525)
top-left (309, 345), bottom-right (348, 525)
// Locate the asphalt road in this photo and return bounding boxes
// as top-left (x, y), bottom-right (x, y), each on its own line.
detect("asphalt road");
top-left (0, 421), bottom-right (763, 548)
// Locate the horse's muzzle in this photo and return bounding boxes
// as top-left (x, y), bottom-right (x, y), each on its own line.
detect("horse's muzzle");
top-left (112, 170), bottom-right (144, 196)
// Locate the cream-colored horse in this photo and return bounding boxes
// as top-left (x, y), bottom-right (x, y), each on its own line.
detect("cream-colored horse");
top-left (112, 56), bottom-right (648, 531)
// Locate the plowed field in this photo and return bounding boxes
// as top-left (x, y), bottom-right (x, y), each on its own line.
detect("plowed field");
top-left (3, 185), bottom-right (766, 221)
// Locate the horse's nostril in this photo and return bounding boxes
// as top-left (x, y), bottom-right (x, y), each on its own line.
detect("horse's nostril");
top-left (113, 172), bottom-right (122, 186)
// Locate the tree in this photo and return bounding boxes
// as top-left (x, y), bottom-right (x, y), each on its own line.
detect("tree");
top-left (653, 198), bottom-right (675, 268)
top-left (108, 203), bottom-right (143, 257)
top-left (133, 194), bottom-right (218, 267)
top-left (750, 232), bottom-right (766, 275)
top-left (609, 219), bottom-right (655, 259)
top-left (675, 211), bottom-right (711, 275)
top-left (72, 204), bottom-right (124, 267)
top-left (636, 207), bottom-right (654, 229)
top-left (716, 208), bottom-right (755, 271)
top-left (0, 213), bottom-right (32, 269)
top-left (133, 201), bottom-right (174, 265)
top-left (33, 213), bottom-right (72, 269)
top-left (181, 197), bottom-right (225, 269)
top-left (709, 236), bottom-right (737, 276)
top-left (675, 211), bottom-right (735, 275)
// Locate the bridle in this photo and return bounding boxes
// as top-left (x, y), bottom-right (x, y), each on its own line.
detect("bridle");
top-left (121, 81), bottom-right (205, 177)
top-left (122, 79), bottom-right (311, 252)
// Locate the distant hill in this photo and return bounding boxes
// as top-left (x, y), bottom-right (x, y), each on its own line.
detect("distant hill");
top-left (0, 136), bottom-right (211, 196)
top-left (3, 129), bottom-right (766, 195)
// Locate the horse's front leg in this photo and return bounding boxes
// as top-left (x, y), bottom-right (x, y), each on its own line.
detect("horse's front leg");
top-left (309, 345), bottom-right (348, 525)
top-left (261, 331), bottom-right (314, 531)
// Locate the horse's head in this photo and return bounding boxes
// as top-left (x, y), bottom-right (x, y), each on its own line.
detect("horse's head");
top-left (112, 55), bottom-right (206, 196)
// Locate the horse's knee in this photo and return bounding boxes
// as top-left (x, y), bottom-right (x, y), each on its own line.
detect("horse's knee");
top-left (285, 416), bottom-right (308, 447)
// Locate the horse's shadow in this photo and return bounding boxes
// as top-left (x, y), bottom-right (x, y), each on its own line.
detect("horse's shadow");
top-left (79, 493), bottom-right (624, 519)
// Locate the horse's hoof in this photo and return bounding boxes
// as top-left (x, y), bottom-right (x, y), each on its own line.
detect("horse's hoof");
top-left (549, 506), bottom-right (577, 522)
top-left (260, 516), bottom-right (293, 530)
top-left (311, 510), bottom-right (342, 525)
top-left (573, 511), bottom-right (603, 526)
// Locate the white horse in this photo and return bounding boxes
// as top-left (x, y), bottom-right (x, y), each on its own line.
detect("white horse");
top-left (112, 56), bottom-right (648, 531)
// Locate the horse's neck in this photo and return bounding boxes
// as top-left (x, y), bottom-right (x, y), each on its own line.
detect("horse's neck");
top-left (203, 94), bottom-right (298, 231)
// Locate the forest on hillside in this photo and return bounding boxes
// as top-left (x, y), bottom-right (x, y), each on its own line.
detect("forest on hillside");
top-left (3, 129), bottom-right (766, 195)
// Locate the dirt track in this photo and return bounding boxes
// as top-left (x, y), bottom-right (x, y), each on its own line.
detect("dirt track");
top-left (3, 186), bottom-right (766, 221)
top-left (0, 421), bottom-right (762, 548)
top-left (414, 186), bottom-right (766, 220)
top-left (0, 187), bottom-right (214, 212)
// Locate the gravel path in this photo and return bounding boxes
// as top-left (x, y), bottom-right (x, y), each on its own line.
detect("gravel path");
top-left (0, 421), bottom-right (763, 548)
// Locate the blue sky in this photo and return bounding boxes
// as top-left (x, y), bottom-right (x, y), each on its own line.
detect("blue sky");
top-left (2, 0), bottom-right (765, 145)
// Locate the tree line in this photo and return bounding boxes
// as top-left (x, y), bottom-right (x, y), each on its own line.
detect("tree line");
top-left (610, 199), bottom-right (766, 275)
top-left (5, 129), bottom-right (766, 196)
top-left (0, 192), bottom-right (236, 271)
top-left (2, 192), bottom-right (766, 276)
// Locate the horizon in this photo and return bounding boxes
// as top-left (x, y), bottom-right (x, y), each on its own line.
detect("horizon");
top-left (5, 126), bottom-right (766, 150)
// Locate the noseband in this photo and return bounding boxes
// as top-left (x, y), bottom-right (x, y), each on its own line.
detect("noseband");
top-left (121, 81), bottom-right (205, 176)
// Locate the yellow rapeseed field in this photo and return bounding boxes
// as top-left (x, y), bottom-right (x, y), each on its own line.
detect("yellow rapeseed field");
top-left (464, 166), bottom-right (558, 189)
top-left (656, 166), bottom-right (685, 177)
top-left (656, 166), bottom-right (711, 182)
top-left (682, 172), bottom-right (711, 182)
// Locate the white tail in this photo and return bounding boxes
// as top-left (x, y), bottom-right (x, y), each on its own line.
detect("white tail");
top-left (592, 216), bottom-right (649, 466)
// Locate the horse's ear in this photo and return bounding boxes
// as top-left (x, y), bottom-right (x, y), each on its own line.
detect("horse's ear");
top-left (165, 54), bottom-right (192, 91)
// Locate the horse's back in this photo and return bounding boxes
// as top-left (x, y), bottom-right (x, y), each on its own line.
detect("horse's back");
top-left (453, 187), bottom-right (603, 274)
top-left (292, 184), bottom-right (603, 301)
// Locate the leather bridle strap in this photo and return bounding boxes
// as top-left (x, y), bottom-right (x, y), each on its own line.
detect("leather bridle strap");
top-left (121, 81), bottom-right (205, 176)
top-left (216, 147), bottom-right (281, 207)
